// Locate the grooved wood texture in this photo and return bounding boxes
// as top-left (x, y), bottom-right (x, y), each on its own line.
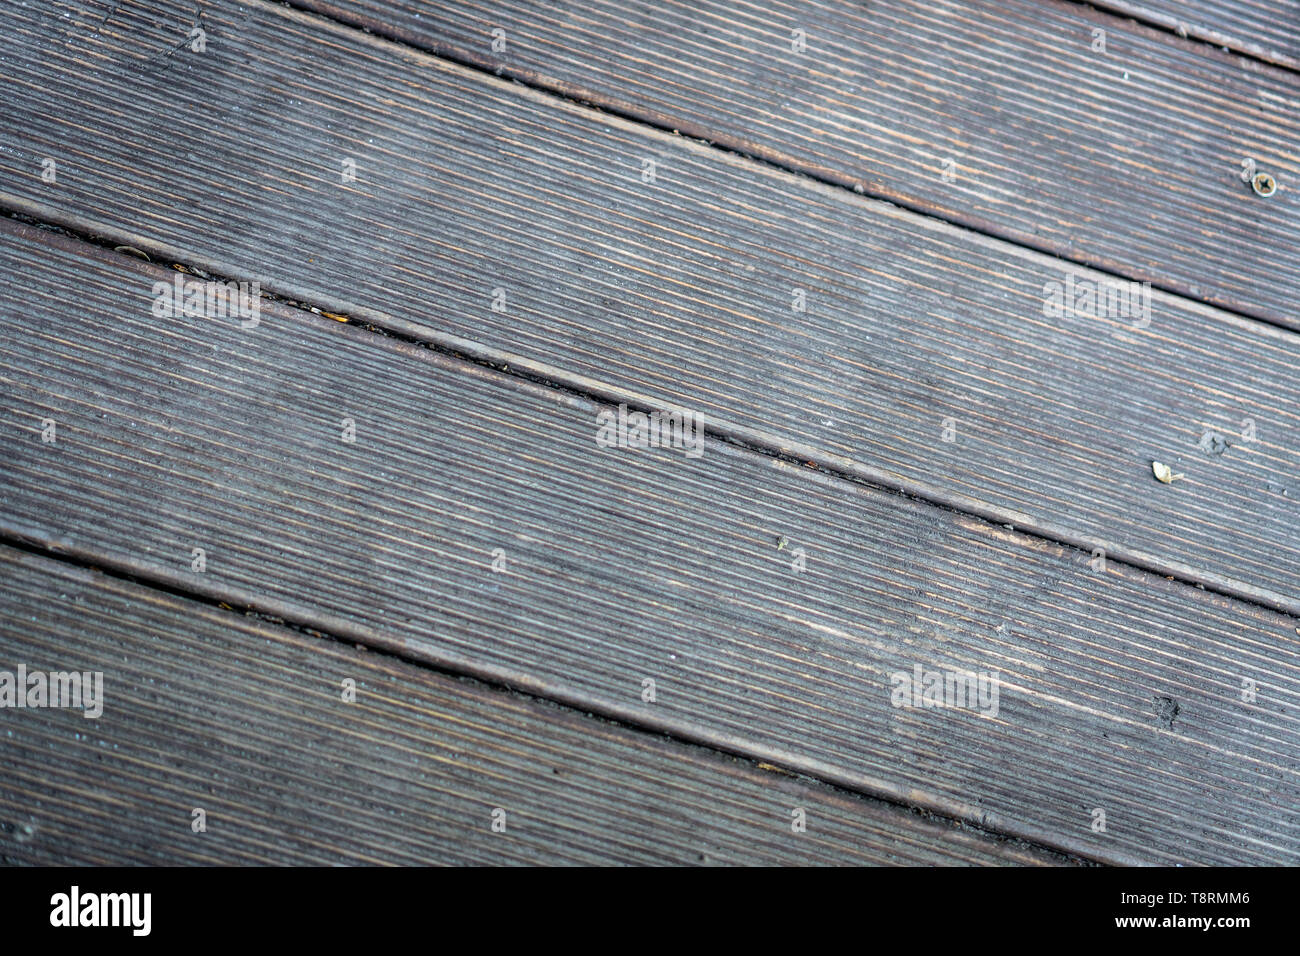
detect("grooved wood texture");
top-left (1, 221), bottom-right (1296, 864)
top-left (1, 548), bottom-right (1063, 865)
top-left (295, 0), bottom-right (1300, 324)
top-left (0, 0), bottom-right (1297, 611)
top-left (1092, 0), bottom-right (1300, 69)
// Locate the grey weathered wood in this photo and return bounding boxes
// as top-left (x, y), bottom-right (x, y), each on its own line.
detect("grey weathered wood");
top-left (1, 548), bottom-right (1065, 865)
top-left (0, 0), bottom-right (1297, 611)
top-left (293, 0), bottom-right (1300, 325)
top-left (1090, 0), bottom-right (1300, 70)
top-left (1, 220), bottom-right (1296, 864)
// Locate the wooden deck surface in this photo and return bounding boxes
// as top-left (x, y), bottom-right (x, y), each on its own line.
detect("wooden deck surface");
top-left (0, 0), bottom-right (1297, 866)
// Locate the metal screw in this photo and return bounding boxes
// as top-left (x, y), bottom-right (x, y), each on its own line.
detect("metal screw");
top-left (1251, 171), bottom-right (1277, 197)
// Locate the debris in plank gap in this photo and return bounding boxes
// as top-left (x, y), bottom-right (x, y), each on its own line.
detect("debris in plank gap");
top-left (1151, 461), bottom-right (1184, 484)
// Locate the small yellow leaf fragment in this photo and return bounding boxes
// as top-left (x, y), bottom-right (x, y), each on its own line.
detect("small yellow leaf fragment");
top-left (1152, 461), bottom-right (1184, 484)
top-left (320, 311), bottom-right (349, 323)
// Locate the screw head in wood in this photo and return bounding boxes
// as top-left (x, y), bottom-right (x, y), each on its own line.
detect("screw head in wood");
top-left (1251, 171), bottom-right (1277, 197)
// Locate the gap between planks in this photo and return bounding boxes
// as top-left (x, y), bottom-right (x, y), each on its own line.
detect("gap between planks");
top-left (0, 538), bottom-right (1084, 866)
top-left (4, 204), bottom-right (1295, 620)
top-left (286, 0), bottom-right (1300, 329)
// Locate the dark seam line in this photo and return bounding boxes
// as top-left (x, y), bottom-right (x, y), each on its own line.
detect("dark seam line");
top-left (0, 534), bottom-right (1095, 867)
top-left (1075, 0), bottom-right (1299, 75)
top-left (5, 208), bottom-right (1294, 624)
top-left (278, 0), bottom-right (1300, 336)
top-left (6, 206), bottom-right (1295, 621)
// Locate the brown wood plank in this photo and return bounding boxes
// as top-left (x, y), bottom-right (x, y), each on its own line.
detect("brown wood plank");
top-left (293, 0), bottom-right (1300, 325)
top-left (1, 547), bottom-right (1063, 865)
top-left (1, 220), bottom-right (1296, 864)
top-left (0, 0), bottom-right (1297, 612)
top-left (1091, 0), bottom-right (1300, 70)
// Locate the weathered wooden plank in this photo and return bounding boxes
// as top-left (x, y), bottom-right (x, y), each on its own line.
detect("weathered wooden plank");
top-left (1, 221), bottom-right (1296, 864)
top-left (1091, 0), bottom-right (1300, 70)
top-left (1, 0), bottom-right (1297, 611)
top-left (293, 0), bottom-right (1300, 325)
top-left (2, 548), bottom-right (1061, 865)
